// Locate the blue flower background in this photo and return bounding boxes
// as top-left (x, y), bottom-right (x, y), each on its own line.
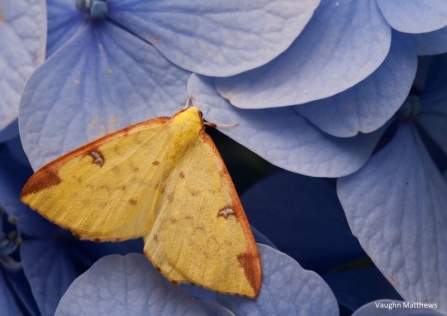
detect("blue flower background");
top-left (1, 0), bottom-right (447, 315)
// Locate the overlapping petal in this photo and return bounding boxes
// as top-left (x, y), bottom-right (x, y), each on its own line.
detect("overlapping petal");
top-left (215, 0), bottom-right (391, 108)
top-left (0, 0), bottom-right (46, 141)
top-left (338, 124), bottom-right (447, 311)
top-left (376, 0), bottom-right (447, 33)
top-left (20, 22), bottom-right (190, 170)
top-left (295, 31), bottom-right (416, 137)
top-left (107, 0), bottom-right (320, 77)
top-left (189, 74), bottom-right (385, 177)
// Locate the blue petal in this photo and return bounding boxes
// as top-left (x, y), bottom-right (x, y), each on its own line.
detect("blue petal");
top-left (19, 21), bottom-right (190, 170)
top-left (4, 270), bottom-right (41, 316)
top-left (0, 147), bottom-right (53, 237)
top-left (55, 254), bottom-right (211, 315)
top-left (46, 0), bottom-right (86, 57)
top-left (410, 27), bottom-right (447, 55)
top-left (241, 171), bottom-right (364, 272)
top-left (324, 266), bottom-right (402, 312)
top-left (217, 244), bottom-right (338, 315)
top-left (376, 0), bottom-right (447, 33)
top-left (295, 31), bottom-right (417, 137)
top-left (107, 0), bottom-right (320, 77)
top-left (353, 300), bottom-right (445, 316)
top-left (338, 124), bottom-right (447, 310)
top-left (189, 74), bottom-right (385, 177)
top-left (215, 0), bottom-right (391, 107)
top-left (0, 271), bottom-right (22, 316)
top-left (0, 0), bottom-right (46, 141)
top-left (21, 239), bottom-right (77, 316)
top-left (417, 55), bottom-right (447, 154)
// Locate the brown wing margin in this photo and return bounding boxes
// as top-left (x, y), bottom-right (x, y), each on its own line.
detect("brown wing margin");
top-left (200, 130), bottom-right (262, 296)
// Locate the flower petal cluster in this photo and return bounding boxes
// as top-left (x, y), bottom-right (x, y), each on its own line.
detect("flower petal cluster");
top-left (19, 0), bottom-right (318, 170)
top-left (338, 54), bottom-right (447, 310)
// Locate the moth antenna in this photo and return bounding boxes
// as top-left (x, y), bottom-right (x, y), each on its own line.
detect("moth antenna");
top-left (184, 96), bottom-right (195, 109)
top-left (204, 122), bottom-right (238, 128)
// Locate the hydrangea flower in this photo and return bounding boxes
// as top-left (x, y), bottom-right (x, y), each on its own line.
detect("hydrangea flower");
top-left (337, 54), bottom-right (447, 311)
top-left (0, 0), bottom-right (46, 142)
top-left (19, 0), bottom-right (319, 170)
top-left (214, 0), bottom-right (447, 110)
top-left (190, 0), bottom-right (447, 179)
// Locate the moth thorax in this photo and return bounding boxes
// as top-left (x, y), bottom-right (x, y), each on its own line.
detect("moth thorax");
top-left (170, 108), bottom-right (203, 149)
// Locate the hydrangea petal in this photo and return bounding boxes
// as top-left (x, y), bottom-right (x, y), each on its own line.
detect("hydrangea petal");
top-left (295, 31), bottom-right (416, 137)
top-left (189, 74), bottom-right (385, 177)
top-left (376, 0), bottom-right (447, 33)
top-left (4, 269), bottom-right (41, 316)
top-left (55, 254), bottom-right (210, 315)
top-left (217, 244), bottom-right (338, 315)
top-left (0, 271), bottom-right (22, 316)
top-left (19, 21), bottom-right (190, 170)
top-left (410, 27), bottom-right (447, 55)
top-left (353, 300), bottom-right (445, 316)
top-left (417, 55), bottom-right (447, 154)
top-left (46, 0), bottom-right (86, 56)
top-left (21, 239), bottom-right (77, 316)
top-left (215, 0), bottom-right (390, 108)
top-left (107, 0), bottom-right (320, 77)
top-left (241, 171), bottom-right (364, 272)
top-left (338, 124), bottom-right (447, 310)
top-left (0, 0), bottom-right (46, 141)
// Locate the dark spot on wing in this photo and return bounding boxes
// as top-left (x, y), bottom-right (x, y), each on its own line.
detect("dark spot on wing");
top-left (129, 199), bottom-right (137, 205)
top-left (152, 161), bottom-right (160, 166)
top-left (88, 150), bottom-right (105, 166)
top-left (179, 172), bottom-right (185, 179)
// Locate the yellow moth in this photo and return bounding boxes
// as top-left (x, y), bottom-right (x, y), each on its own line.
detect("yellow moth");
top-left (20, 106), bottom-right (261, 297)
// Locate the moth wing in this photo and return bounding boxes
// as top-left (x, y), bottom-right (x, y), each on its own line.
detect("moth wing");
top-left (143, 132), bottom-right (261, 297)
top-left (20, 117), bottom-right (171, 241)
